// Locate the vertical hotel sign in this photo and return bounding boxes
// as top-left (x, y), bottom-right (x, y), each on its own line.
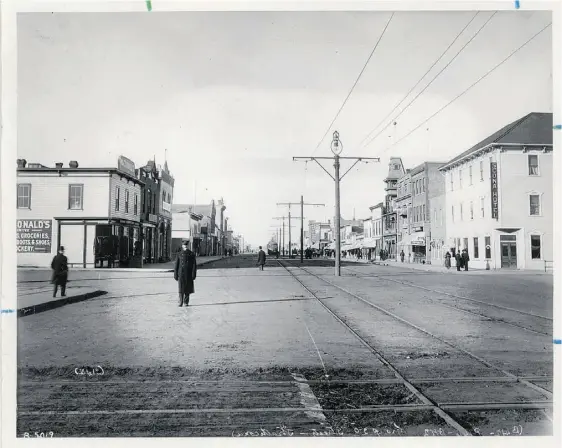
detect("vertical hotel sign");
top-left (490, 162), bottom-right (499, 219)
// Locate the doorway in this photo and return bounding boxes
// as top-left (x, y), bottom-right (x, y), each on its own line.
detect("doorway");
top-left (500, 235), bottom-right (517, 269)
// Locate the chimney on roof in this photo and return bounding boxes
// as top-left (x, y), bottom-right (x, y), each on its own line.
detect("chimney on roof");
top-left (17, 159), bottom-right (27, 168)
top-left (69, 160), bottom-right (79, 168)
top-left (55, 163), bottom-right (63, 169)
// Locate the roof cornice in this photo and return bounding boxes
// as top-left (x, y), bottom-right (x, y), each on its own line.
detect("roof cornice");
top-left (439, 143), bottom-right (553, 172)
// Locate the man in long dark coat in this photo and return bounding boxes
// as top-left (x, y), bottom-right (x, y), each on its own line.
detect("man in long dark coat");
top-left (51, 246), bottom-right (68, 297)
top-left (257, 246), bottom-right (266, 271)
top-left (174, 240), bottom-right (197, 307)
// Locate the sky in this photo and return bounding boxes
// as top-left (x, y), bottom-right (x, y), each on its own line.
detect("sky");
top-left (18, 10), bottom-right (552, 247)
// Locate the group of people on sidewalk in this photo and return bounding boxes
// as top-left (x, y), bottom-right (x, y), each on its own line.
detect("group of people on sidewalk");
top-left (444, 248), bottom-right (470, 271)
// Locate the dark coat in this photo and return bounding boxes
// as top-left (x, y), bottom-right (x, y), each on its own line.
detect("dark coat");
top-left (257, 250), bottom-right (266, 265)
top-left (51, 254), bottom-right (68, 285)
top-left (174, 250), bottom-right (197, 295)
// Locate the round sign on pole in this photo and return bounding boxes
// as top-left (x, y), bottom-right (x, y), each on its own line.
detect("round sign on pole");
top-left (331, 131), bottom-right (343, 155)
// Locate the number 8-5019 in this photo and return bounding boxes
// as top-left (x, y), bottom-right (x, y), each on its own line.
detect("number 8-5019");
top-left (23, 432), bottom-right (54, 438)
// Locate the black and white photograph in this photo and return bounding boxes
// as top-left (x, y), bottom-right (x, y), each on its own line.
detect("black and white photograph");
top-left (1, 0), bottom-right (560, 443)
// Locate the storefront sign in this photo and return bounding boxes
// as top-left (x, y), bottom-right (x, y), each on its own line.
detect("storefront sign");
top-left (118, 156), bottom-right (136, 177)
top-left (490, 162), bottom-right (499, 219)
top-left (148, 213), bottom-right (158, 223)
top-left (411, 239), bottom-right (425, 246)
top-left (162, 201), bottom-right (172, 213)
top-left (16, 219), bottom-right (52, 253)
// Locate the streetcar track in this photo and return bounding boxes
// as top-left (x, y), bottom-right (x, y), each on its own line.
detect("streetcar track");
top-left (287, 262), bottom-right (552, 401)
top-left (276, 260), bottom-right (471, 436)
top-left (343, 266), bottom-right (552, 321)
top-left (18, 400), bottom-right (554, 416)
top-left (341, 266), bottom-right (552, 336)
top-left (18, 375), bottom-right (550, 386)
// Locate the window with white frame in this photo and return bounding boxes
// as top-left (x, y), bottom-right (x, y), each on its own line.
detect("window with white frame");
top-left (68, 184), bottom-right (83, 210)
top-left (469, 166), bottom-right (473, 185)
top-left (459, 169), bottom-right (463, 188)
top-left (460, 203), bottom-right (463, 221)
top-left (470, 201), bottom-right (474, 220)
top-left (528, 155), bottom-right (539, 175)
top-left (17, 184), bottom-right (31, 209)
top-left (480, 197), bottom-right (485, 218)
top-left (450, 172), bottom-right (453, 191)
top-left (115, 186), bottom-right (120, 211)
top-left (530, 235), bottom-right (541, 259)
top-left (125, 190), bottom-right (130, 214)
top-left (480, 160), bottom-right (484, 181)
top-left (529, 194), bottom-right (540, 216)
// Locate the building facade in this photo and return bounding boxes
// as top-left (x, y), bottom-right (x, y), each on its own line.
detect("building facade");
top-left (156, 162), bottom-right (174, 262)
top-left (17, 157), bottom-right (143, 268)
top-left (397, 162), bottom-right (446, 263)
top-left (137, 160), bottom-right (159, 264)
top-left (382, 157), bottom-right (406, 258)
top-left (440, 112), bottom-right (553, 270)
top-left (395, 170), bottom-right (412, 258)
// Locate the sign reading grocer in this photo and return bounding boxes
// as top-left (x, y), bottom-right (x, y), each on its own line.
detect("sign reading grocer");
top-left (17, 219), bottom-right (52, 253)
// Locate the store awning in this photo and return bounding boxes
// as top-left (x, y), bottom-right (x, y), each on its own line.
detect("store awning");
top-left (411, 232), bottom-right (426, 246)
top-left (362, 237), bottom-right (378, 248)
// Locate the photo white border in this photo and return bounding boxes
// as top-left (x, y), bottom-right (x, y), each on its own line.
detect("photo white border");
top-left (1, 1), bottom-right (560, 448)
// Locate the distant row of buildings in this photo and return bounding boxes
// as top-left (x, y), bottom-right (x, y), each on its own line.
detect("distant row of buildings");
top-left (16, 156), bottom-right (241, 268)
top-left (304, 112), bottom-right (553, 271)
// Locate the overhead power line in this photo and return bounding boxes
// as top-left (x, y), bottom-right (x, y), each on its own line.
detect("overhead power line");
top-left (364, 11), bottom-right (499, 150)
top-left (311, 12), bottom-right (395, 155)
top-left (355, 11), bottom-right (480, 149)
top-left (382, 22), bottom-right (552, 153)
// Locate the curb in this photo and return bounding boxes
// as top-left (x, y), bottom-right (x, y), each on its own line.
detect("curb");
top-left (18, 290), bottom-right (108, 317)
top-left (17, 257), bottom-right (225, 273)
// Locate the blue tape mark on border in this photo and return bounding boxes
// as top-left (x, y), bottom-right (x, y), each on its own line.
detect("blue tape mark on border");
top-left (515, 1), bottom-right (520, 8)
top-left (554, 124), bottom-right (562, 130)
top-left (146, 1), bottom-right (152, 12)
top-left (554, 339), bottom-right (562, 344)
top-left (1, 309), bottom-right (15, 314)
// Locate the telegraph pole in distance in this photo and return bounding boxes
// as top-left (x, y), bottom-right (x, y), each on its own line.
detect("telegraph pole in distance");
top-left (294, 131), bottom-right (380, 276)
top-left (277, 198), bottom-right (325, 263)
top-left (272, 217), bottom-right (296, 257)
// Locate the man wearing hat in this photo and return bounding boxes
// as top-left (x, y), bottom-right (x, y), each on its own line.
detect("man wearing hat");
top-left (174, 239), bottom-right (197, 307)
top-left (51, 246), bottom-right (68, 297)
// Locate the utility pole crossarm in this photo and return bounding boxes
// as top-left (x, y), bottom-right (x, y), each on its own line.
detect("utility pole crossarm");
top-left (293, 131), bottom-right (379, 276)
top-left (293, 157), bottom-right (335, 181)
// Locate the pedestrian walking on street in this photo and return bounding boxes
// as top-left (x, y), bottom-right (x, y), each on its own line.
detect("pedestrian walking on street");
top-left (257, 246), bottom-right (266, 271)
top-left (400, 250), bottom-right (405, 263)
top-left (455, 251), bottom-right (462, 271)
top-left (462, 249), bottom-right (470, 271)
top-left (51, 246), bottom-right (68, 297)
top-left (445, 251), bottom-right (451, 269)
top-left (174, 240), bottom-right (197, 307)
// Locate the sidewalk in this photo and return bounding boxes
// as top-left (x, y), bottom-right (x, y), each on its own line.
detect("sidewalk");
top-left (17, 255), bottom-right (225, 273)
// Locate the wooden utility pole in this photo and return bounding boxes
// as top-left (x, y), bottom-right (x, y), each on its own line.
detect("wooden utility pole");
top-left (277, 198), bottom-right (324, 262)
top-left (272, 216), bottom-right (300, 257)
top-left (294, 131), bottom-right (380, 276)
